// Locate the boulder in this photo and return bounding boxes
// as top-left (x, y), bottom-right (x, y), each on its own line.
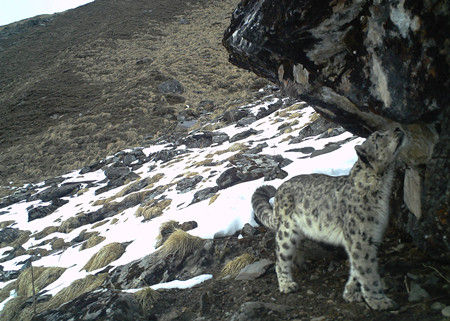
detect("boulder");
top-left (157, 79), bottom-right (184, 94)
top-left (33, 289), bottom-right (143, 321)
top-left (34, 183), bottom-right (81, 202)
top-left (191, 186), bottom-right (220, 204)
top-left (27, 198), bottom-right (69, 221)
top-left (176, 175), bottom-right (203, 194)
top-left (216, 154), bottom-right (292, 189)
top-left (229, 129), bottom-right (258, 142)
top-left (223, 0), bottom-right (449, 254)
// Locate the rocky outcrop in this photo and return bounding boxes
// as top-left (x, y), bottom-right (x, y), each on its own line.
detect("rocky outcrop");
top-left (223, 0), bottom-right (449, 254)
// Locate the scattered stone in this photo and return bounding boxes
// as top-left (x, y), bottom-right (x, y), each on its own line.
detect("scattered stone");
top-left (0, 227), bottom-right (20, 244)
top-left (191, 186), bottom-right (220, 204)
top-left (79, 158), bottom-right (113, 175)
top-left (236, 116), bottom-right (257, 127)
top-left (212, 132), bottom-right (230, 145)
top-left (179, 221), bottom-right (198, 231)
top-left (230, 301), bottom-right (292, 321)
top-left (222, 108), bottom-right (249, 124)
top-left (289, 117), bottom-right (336, 145)
top-left (0, 268), bottom-right (19, 282)
top-left (263, 166), bottom-right (288, 181)
top-left (216, 153), bottom-right (291, 189)
top-left (181, 132), bottom-right (214, 148)
top-left (158, 79), bottom-right (184, 94)
top-left (151, 148), bottom-right (190, 163)
top-left (136, 57), bottom-right (152, 65)
top-left (408, 282), bottom-right (430, 302)
top-left (235, 259), bottom-right (273, 280)
top-left (176, 175), bottom-right (203, 193)
top-left (246, 142), bottom-right (268, 154)
top-left (216, 168), bottom-right (241, 189)
top-left (442, 306), bottom-right (450, 317)
top-left (285, 146), bottom-right (315, 154)
top-left (255, 100), bottom-right (283, 119)
top-left (431, 302), bottom-right (446, 310)
top-left (104, 166), bottom-right (130, 180)
top-left (34, 183), bottom-right (81, 202)
top-left (241, 223), bottom-right (257, 237)
top-left (27, 198), bottom-right (69, 221)
top-left (230, 129), bottom-right (258, 142)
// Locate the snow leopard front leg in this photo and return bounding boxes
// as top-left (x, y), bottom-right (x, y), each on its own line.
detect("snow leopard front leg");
top-left (344, 238), bottom-right (397, 310)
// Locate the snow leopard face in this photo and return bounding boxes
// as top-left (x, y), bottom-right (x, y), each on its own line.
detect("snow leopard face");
top-left (355, 127), bottom-right (405, 174)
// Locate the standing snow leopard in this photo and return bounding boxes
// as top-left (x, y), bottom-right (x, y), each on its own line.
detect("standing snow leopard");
top-left (252, 127), bottom-right (405, 310)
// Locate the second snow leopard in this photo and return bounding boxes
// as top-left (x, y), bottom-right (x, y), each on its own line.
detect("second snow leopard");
top-left (252, 127), bottom-right (405, 310)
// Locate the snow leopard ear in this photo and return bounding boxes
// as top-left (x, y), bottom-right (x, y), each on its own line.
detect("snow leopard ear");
top-left (355, 145), bottom-right (371, 167)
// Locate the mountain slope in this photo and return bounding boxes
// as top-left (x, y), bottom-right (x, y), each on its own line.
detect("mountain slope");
top-left (0, 93), bottom-right (447, 320)
top-left (0, 0), bottom-right (264, 192)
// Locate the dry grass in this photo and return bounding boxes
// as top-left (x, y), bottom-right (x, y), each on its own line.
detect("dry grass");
top-left (0, 220), bottom-right (15, 228)
top-left (46, 273), bottom-right (108, 310)
top-left (135, 198), bottom-right (172, 220)
top-left (17, 266), bottom-right (66, 297)
top-left (155, 220), bottom-right (180, 248)
top-left (158, 229), bottom-right (205, 259)
top-left (0, 281), bottom-right (16, 303)
top-left (91, 220), bottom-right (109, 228)
top-left (209, 194), bottom-right (220, 205)
top-left (1, 0), bottom-right (261, 192)
top-left (80, 234), bottom-right (106, 251)
top-left (0, 296), bottom-right (28, 321)
top-left (50, 238), bottom-right (67, 250)
top-left (134, 287), bottom-right (160, 311)
top-left (83, 242), bottom-right (125, 271)
top-left (220, 253), bottom-right (256, 278)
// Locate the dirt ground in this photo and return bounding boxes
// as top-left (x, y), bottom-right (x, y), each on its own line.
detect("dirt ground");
top-left (0, 0), bottom-right (265, 194)
top-left (147, 228), bottom-right (450, 321)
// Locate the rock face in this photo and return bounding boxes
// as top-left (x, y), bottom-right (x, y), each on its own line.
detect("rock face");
top-left (223, 0), bottom-right (449, 254)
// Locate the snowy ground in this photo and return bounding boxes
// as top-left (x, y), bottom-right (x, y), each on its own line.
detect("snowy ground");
top-left (0, 96), bottom-right (364, 307)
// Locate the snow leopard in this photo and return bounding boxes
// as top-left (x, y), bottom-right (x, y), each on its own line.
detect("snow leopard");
top-left (252, 127), bottom-right (405, 310)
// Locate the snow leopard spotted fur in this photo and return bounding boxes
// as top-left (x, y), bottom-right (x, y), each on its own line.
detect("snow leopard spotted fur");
top-left (252, 127), bottom-right (405, 310)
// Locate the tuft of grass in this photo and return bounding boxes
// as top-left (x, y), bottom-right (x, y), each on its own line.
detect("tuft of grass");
top-left (17, 266), bottom-right (66, 297)
top-left (155, 220), bottom-right (180, 249)
top-left (50, 238), bottom-right (67, 250)
top-left (135, 199), bottom-right (172, 221)
top-left (80, 234), bottom-right (106, 251)
top-left (0, 220), bottom-right (15, 228)
top-left (158, 229), bottom-right (205, 259)
top-left (134, 287), bottom-right (160, 312)
top-left (91, 220), bottom-right (109, 229)
top-left (32, 226), bottom-right (59, 240)
top-left (83, 242), bottom-right (125, 271)
top-left (0, 296), bottom-right (28, 321)
top-left (220, 253), bottom-right (256, 278)
top-left (45, 273), bottom-right (108, 311)
top-left (209, 193), bottom-right (219, 205)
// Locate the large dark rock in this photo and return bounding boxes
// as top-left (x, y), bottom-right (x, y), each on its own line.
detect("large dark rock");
top-left (216, 154), bottom-right (292, 189)
top-left (34, 183), bottom-right (81, 202)
top-left (223, 0), bottom-right (449, 254)
top-left (32, 289), bottom-right (143, 321)
top-left (27, 198), bottom-right (69, 221)
top-left (176, 175), bottom-right (203, 193)
top-left (223, 0), bottom-right (447, 134)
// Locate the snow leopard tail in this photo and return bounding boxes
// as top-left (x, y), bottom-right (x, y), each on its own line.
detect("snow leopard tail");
top-left (252, 185), bottom-right (277, 230)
